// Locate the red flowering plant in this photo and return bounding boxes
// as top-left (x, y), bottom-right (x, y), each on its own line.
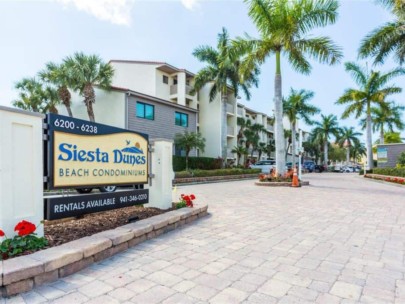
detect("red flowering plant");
top-left (0, 220), bottom-right (48, 260)
top-left (175, 194), bottom-right (196, 209)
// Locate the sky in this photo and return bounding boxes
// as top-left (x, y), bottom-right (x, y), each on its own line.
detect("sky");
top-left (0, 0), bottom-right (404, 142)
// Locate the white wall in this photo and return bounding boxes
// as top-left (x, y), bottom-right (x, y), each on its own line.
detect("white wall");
top-left (110, 62), bottom-right (157, 96)
top-left (198, 84), bottom-right (222, 158)
top-left (155, 70), bottom-right (171, 100)
top-left (58, 88), bottom-right (126, 128)
top-left (0, 107), bottom-right (44, 237)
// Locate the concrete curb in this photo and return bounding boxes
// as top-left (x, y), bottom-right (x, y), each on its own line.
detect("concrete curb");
top-left (173, 174), bottom-right (259, 185)
top-left (255, 181), bottom-right (310, 187)
top-left (0, 204), bottom-right (208, 297)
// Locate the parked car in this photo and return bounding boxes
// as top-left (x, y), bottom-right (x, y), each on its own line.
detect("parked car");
top-left (341, 166), bottom-right (355, 173)
top-left (303, 161), bottom-right (315, 172)
top-left (250, 160), bottom-right (276, 173)
top-left (76, 185), bottom-right (117, 194)
top-left (314, 164), bottom-right (325, 173)
top-left (286, 162), bottom-right (300, 170)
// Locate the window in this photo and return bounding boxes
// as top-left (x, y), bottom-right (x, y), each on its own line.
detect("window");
top-left (175, 112), bottom-right (188, 127)
top-left (162, 75), bottom-right (168, 84)
top-left (136, 102), bottom-right (154, 120)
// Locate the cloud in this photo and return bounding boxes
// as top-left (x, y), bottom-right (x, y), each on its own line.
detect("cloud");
top-left (181, 0), bottom-right (200, 11)
top-left (56, 0), bottom-right (135, 26)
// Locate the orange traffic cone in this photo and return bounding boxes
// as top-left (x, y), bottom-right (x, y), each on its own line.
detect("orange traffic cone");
top-left (291, 166), bottom-right (300, 187)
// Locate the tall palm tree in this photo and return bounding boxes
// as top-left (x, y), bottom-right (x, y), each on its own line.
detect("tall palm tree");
top-left (237, 117), bottom-right (252, 145)
top-left (39, 62), bottom-right (74, 117)
top-left (234, 0), bottom-right (342, 174)
top-left (193, 28), bottom-right (259, 167)
top-left (63, 52), bottom-right (114, 122)
top-left (312, 114), bottom-right (340, 167)
top-left (360, 102), bottom-right (405, 144)
top-left (359, 0), bottom-right (405, 65)
top-left (283, 88), bottom-right (320, 166)
top-left (337, 127), bottom-right (362, 164)
top-left (350, 141), bottom-right (367, 163)
top-left (336, 62), bottom-right (404, 169)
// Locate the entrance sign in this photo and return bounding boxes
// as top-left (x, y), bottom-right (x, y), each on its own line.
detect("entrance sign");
top-left (45, 114), bottom-right (149, 189)
top-left (45, 189), bottom-right (149, 220)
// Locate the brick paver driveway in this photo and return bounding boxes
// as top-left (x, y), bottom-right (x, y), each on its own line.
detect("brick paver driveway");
top-left (7, 173), bottom-right (405, 303)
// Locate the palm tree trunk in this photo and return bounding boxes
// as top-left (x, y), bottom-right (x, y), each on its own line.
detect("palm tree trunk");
top-left (324, 141), bottom-right (328, 167)
top-left (274, 50), bottom-right (286, 175)
top-left (346, 147), bottom-right (350, 164)
top-left (380, 125), bottom-right (384, 144)
top-left (221, 92), bottom-right (228, 168)
top-left (366, 103), bottom-right (373, 170)
top-left (291, 122), bottom-right (296, 168)
top-left (58, 86), bottom-right (73, 117)
top-left (83, 83), bottom-right (96, 122)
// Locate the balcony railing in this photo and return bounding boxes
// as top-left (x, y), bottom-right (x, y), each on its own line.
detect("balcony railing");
top-left (227, 126), bottom-right (235, 136)
top-left (226, 103), bottom-right (234, 114)
top-left (170, 84), bottom-right (195, 96)
top-left (267, 125), bottom-right (274, 132)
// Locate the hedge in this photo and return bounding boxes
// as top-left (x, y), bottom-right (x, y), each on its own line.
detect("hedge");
top-left (372, 167), bottom-right (405, 177)
top-left (173, 156), bottom-right (222, 172)
top-left (175, 168), bottom-right (261, 178)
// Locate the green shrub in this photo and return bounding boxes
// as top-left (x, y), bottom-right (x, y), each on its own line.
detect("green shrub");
top-left (173, 156), bottom-right (222, 171)
top-left (175, 168), bottom-right (261, 178)
top-left (373, 167), bottom-right (405, 177)
top-left (359, 169), bottom-right (373, 175)
top-left (397, 152), bottom-right (405, 167)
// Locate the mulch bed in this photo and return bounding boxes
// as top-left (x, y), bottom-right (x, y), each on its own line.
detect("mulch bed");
top-left (44, 206), bottom-right (168, 247)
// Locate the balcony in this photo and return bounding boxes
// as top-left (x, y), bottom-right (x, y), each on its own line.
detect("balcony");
top-left (170, 84), bottom-right (195, 96)
top-left (226, 103), bottom-right (234, 115)
top-left (267, 125), bottom-right (274, 133)
top-left (227, 126), bottom-right (235, 137)
top-left (237, 107), bottom-right (244, 116)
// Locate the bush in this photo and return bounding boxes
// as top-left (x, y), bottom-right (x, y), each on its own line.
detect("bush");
top-left (359, 169), bottom-right (373, 175)
top-left (397, 152), bottom-right (405, 167)
top-left (175, 168), bottom-right (261, 178)
top-left (372, 167), bottom-right (405, 177)
top-left (173, 156), bottom-right (222, 171)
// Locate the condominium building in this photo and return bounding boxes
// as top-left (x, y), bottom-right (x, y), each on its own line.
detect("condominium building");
top-left (61, 59), bottom-right (311, 163)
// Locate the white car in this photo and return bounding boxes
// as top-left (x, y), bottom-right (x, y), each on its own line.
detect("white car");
top-left (250, 160), bottom-right (276, 173)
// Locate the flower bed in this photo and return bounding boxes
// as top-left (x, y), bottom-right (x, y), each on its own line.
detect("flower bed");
top-left (255, 172), bottom-right (309, 187)
top-left (0, 204), bottom-right (208, 297)
top-left (364, 173), bottom-right (405, 185)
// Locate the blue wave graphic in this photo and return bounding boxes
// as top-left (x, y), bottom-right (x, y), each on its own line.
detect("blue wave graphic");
top-left (121, 146), bottom-right (143, 154)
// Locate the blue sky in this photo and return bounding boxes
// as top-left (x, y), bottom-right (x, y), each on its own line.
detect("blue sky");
top-left (0, 0), bottom-right (404, 140)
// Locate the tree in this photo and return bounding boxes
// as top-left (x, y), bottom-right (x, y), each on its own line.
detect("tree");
top-left (337, 127), bottom-right (362, 164)
top-left (237, 117), bottom-right (252, 145)
top-left (350, 141), bottom-right (367, 163)
top-left (312, 114), bottom-right (340, 166)
top-left (39, 62), bottom-right (74, 117)
top-left (283, 88), bottom-right (320, 167)
top-left (234, 0), bottom-right (342, 174)
top-left (360, 102), bottom-right (405, 144)
top-left (257, 142), bottom-right (267, 160)
top-left (13, 78), bottom-right (59, 114)
top-left (63, 52), bottom-right (114, 122)
top-left (384, 131), bottom-right (403, 143)
top-left (359, 0), bottom-right (405, 65)
top-left (336, 62), bottom-right (404, 169)
top-left (174, 131), bottom-right (206, 171)
top-left (193, 28), bottom-right (259, 167)
top-left (250, 123), bottom-right (266, 158)
top-left (231, 145), bottom-right (248, 166)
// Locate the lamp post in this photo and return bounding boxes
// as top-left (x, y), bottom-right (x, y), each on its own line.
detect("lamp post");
top-left (298, 129), bottom-right (303, 180)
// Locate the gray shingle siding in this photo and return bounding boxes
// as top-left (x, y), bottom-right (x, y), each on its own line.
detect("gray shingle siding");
top-left (127, 95), bottom-right (197, 156)
top-left (377, 144), bottom-right (405, 168)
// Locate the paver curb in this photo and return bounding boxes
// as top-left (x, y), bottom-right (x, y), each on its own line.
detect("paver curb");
top-left (255, 181), bottom-right (310, 187)
top-left (173, 174), bottom-right (259, 185)
top-left (0, 203), bottom-right (208, 297)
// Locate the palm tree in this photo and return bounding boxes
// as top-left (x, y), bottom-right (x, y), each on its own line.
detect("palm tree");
top-left (359, 0), bottom-right (405, 65)
top-left (63, 52), bottom-right (114, 122)
top-left (360, 102), bottom-right (405, 144)
top-left (337, 127), bottom-right (362, 164)
top-left (39, 62), bottom-right (74, 117)
top-left (350, 141), bottom-right (367, 163)
top-left (284, 129), bottom-right (292, 161)
top-left (43, 86), bottom-right (60, 114)
top-left (13, 78), bottom-right (47, 113)
top-left (250, 123), bottom-right (266, 158)
top-left (174, 131), bottom-right (206, 171)
top-left (283, 88), bottom-right (320, 167)
top-left (231, 145), bottom-right (248, 165)
top-left (312, 114), bottom-right (340, 167)
top-left (234, 0), bottom-right (342, 174)
top-left (193, 28), bottom-right (259, 167)
top-left (336, 62), bottom-right (404, 169)
top-left (257, 142), bottom-right (267, 161)
top-left (237, 117), bottom-right (252, 145)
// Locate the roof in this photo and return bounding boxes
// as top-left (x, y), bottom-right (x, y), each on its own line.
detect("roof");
top-left (109, 60), bottom-right (195, 77)
top-left (101, 85), bottom-right (198, 113)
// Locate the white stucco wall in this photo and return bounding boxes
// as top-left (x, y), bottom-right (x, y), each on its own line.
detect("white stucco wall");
top-left (110, 62), bottom-right (157, 96)
top-left (155, 70), bottom-right (172, 101)
top-left (57, 88), bottom-right (126, 128)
